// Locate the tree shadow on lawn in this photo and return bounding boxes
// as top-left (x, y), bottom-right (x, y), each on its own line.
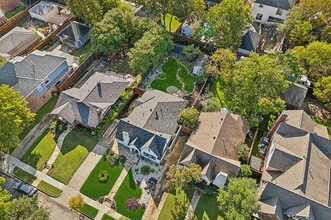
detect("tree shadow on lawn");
top-left (60, 129), bottom-right (97, 155)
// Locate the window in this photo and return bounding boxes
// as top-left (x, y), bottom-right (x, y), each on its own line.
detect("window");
top-left (143, 152), bottom-right (156, 160)
top-left (256, 13), bottom-right (263, 20)
top-left (36, 85), bottom-right (43, 93)
top-left (45, 79), bottom-right (50, 85)
top-left (267, 16), bottom-right (284, 23)
top-left (276, 8), bottom-right (283, 16)
top-left (259, 4), bottom-right (263, 8)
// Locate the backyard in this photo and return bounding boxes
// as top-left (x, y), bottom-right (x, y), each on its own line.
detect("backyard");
top-left (162, 14), bottom-right (182, 32)
top-left (80, 157), bottom-right (123, 200)
top-left (194, 193), bottom-right (224, 220)
top-left (5, 4), bottom-right (26, 19)
top-left (47, 128), bottom-right (98, 184)
top-left (150, 58), bottom-right (197, 93)
top-left (19, 96), bottom-right (59, 140)
top-left (113, 169), bottom-right (144, 220)
top-left (20, 129), bottom-right (60, 171)
top-left (72, 43), bottom-right (93, 63)
top-left (158, 188), bottom-right (195, 220)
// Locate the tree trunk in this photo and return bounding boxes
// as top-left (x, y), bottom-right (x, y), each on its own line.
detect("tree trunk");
top-left (169, 14), bottom-right (174, 32)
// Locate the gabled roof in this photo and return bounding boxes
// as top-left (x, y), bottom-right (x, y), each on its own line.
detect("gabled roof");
top-left (57, 21), bottom-right (90, 44)
top-left (255, 0), bottom-right (293, 10)
top-left (239, 29), bottom-right (261, 52)
top-left (52, 72), bottom-right (129, 128)
top-left (281, 83), bottom-right (308, 108)
top-left (29, 1), bottom-right (56, 16)
top-left (124, 90), bottom-right (187, 136)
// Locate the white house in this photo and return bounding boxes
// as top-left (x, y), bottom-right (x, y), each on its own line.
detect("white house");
top-left (251, 0), bottom-right (296, 24)
top-left (28, 1), bottom-right (70, 25)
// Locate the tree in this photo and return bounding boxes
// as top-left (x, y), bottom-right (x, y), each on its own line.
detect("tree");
top-left (10, 195), bottom-right (49, 220)
top-left (217, 178), bottom-right (259, 220)
top-left (171, 198), bottom-right (187, 220)
top-left (68, 194), bottom-right (85, 210)
top-left (314, 76), bottom-right (331, 111)
top-left (199, 0), bottom-right (252, 48)
top-left (128, 25), bottom-right (173, 73)
top-left (294, 41), bottom-right (331, 81)
top-left (66, 0), bottom-right (120, 24)
top-left (0, 55), bottom-right (7, 67)
top-left (239, 165), bottom-right (252, 177)
top-left (178, 108), bottom-right (199, 128)
top-left (201, 98), bottom-right (221, 112)
top-left (223, 53), bottom-right (288, 126)
top-left (206, 48), bottom-right (236, 78)
top-left (237, 143), bottom-right (250, 164)
top-left (166, 164), bottom-right (202, 192)
top-left (182, 44), bottom-right (201, 61)
top-left (0, 85), bottom-right (35, 153)
top-left (0, 177), bottom-right (12, 220)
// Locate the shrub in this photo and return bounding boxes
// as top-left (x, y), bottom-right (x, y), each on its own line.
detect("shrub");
top-left (140, 165), bottom-right (151, 175)
top-left (179, 108), bottom-right (200, 129)
top-left (125, 198), bottom-right (141, 211)
top-left (201, 98), bottom-right (221, 112)
top-left (183, 44), bottom-right (202, 61)
top-left (68, 194), bottom-right (84, 210)
top-left (237, 143), bottom-right (250, 164)
top-left (98, 170), bottom-right (110, 182)
top-left (239, 165), bottom-right (252, 177)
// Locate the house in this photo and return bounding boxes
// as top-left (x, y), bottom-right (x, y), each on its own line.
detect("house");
top-left (0, 27), bottom-right (41, 59)
top-left (259, 110), bottom-right (331, 219)
top-left (115, 90), bottom-right (187, 164)
top-left (51, 72), bottom-right (129, 129)
top-left (57, 21), bottom-right (90, 49)
top-left (252, 0), bottom-right (296, 24)
top-left (179, 110), bottom-right (248, 188)
top-left (181, 19), bottom-right (200, 38)
top-left (206, 0), bottom-right (221, 8)
top-left (280, 82), bottom-right (308, 109)
top-left (0, 50), bottom-right (72, 112)
top-left (28, 1), bottom-right (70, 25)
top-left (0, 8), bottom-right (6, 24)
top-left (237, 28), bottom-right (261, 56)
top-left (0, 0), bottom-right (21, 12)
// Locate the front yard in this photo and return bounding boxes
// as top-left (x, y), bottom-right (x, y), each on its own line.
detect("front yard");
top-left (37, 180), bottom-right (62, 197)
top-left (150, 58), bottom-right (197, 94)
top-left (210, 78), bottom-right (227, 107)
top-left (80, 203), bottom-right (99, 219)
top-left (80, 157), bottom-right (123, 200)
top-left (158, 188), bottom-right (195, 220)
top-left (20, 129), bottom-right (59, 171)
top-left (47, 128), bottom-right (98, 184)
top-left (13, 167), bottom-right (36, 184)
top-left (162, 14), bottom-right (182, 32)
top-left (114, 169), bottom-right (144, 220)
top-left (194, 193), bottom-right (224, 220)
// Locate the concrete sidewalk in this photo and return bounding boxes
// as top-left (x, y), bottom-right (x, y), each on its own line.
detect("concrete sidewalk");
top-left (185, 190), bottom-right (201, 220)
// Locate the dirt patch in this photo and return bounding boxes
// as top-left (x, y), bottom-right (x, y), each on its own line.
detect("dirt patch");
top-left (302, 97), bottom-right (331, 119)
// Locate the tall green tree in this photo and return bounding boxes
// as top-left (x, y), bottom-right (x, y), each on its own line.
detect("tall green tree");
top-left (206, 48), bottom-right (236, 78)
top-left (0, 177), bottom-right (12, 220)
top-left (66, 0), bottom-right (120, 24)
top-left (223, 53), bottom-right (288, 126)
top-left (10, 195), bottom-right (49, 220)
top-left (166, 164), bottom-right (202, 192)
top-left (178, 108), bottom-right (200, 128)
top-left (314, 76), bottom-right (331, 111)
top-left (217, 178), bottom-right (259, 220)
top-left (199, 0), bottom-right (252, 48)
top-left (128, 25), bottom-right (173, 73)
top-left (0, 85), bottom-right (34, 153)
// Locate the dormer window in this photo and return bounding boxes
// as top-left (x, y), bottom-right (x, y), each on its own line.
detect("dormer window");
top-left (259, 4), bottom-right (263, 8)
top-left (276, 8), bottom-right (283, 16)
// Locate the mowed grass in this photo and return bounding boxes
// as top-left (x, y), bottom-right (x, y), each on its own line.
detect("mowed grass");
top-left (210, 78), bottom-right (227, 107)
top-left (102, 214), bottom-right (115, 220)
top-left (158, 188), bottom-right (195, 220)
top-left (5, 4), bottom-right (26, 19)
top-left (194, 193), bottom-right (225, 220)
top-left (21, 130), bottom-right (58, 171)
top-left (151, 58), bottom-right (196, 93)
top-left (73, 43), bottom-right (93, 63)
top-left (13, 167), bottom-right (36, 184)
top-left (19, 96), bottom-right (59, 140)
top-left (80, 203), bottom-right (99, 218)
top-left (162, 14), bottom-right (182, 32)
top-left (114, 169), bottom-right (144, 220)
top-left (47, 129), bottom-right (98, 184)
top-left (80, 157), bottom-right (123, 200)
top-left (37, 180), bottom-right (62, 197)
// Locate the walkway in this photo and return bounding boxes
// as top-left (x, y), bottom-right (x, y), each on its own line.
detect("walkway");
top-left (184, 190), bottom-right (201, 220)
top-left (107, 168), bottom-right (128, 200)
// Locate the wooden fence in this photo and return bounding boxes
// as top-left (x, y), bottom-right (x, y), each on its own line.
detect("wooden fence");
top-left (57, 53), bottom-right (99, 91)
top-left (0, 8), bottom-right (30, 36)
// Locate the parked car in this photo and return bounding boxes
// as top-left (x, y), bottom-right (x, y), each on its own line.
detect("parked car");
top-left (13, 180), bottom-right (37, 196)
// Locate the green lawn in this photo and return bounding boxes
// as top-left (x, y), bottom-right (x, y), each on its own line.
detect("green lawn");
top-left (47, 129), bottom-right (98, 184)
top-left (194, 193), bottom-right (224, 220)
top-left (151, 58), bottom-right (197, 93)
top-left (73, 43), bottom-right (93, 63)
top-left (210, 78), bottom-right (227, 107)
top-left (252, 114), bottom-right (271, 157)
top-left (80, 204), bottom-right (99, 219)
top-left (21, 129), bottom-right (59, 171)
top-left (5, 4), bottom-right (26, 19)
top-left (13, 167), bottom-right (36, 184)
top-left (80, 157), bottom-right (123, 200)
top-left (162, 14), bottom-right (181, 32)
top-left (37, 180), bottom-right (62, 197)
top-left (102, 214), bottom-right (116, 220)
top-left (114, 169), bottom-right (144, 220)
top-left (158, 188), bottom-right (195, 220)
top-left (19, 96), bottom-right (59, 140)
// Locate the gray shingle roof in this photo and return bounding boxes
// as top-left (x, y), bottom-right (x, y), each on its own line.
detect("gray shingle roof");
top-left (281, 83), bottom-right (308, 108)
top-left (29, 1), bottom-right (55, 16)
top-left (240, 29), bottom-right (261, 52)
top-left (51, 72), bottom-right (129, 128)
top-left (57, 21), bottom-right (90, 44)
top-left (255, 0), bottom-right (292, 10)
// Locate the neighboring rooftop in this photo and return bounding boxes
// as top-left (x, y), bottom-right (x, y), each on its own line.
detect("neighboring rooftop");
top-left (281, 83), bottom-right (308, 109)
top-left (57, 21), bottom-right (90, 45)
top-left (0, 27), bottom-right (41, 58)
top-left (123, 90), bottom-right (187, 136)
top-left (51, 72), bottom-right (129, 128)
top-left (254, 0), bottom-right (293, 10)
top-left (29, 1), bottom-right (55, 16)
top-left (239, 29), bottom-right (261, 52)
